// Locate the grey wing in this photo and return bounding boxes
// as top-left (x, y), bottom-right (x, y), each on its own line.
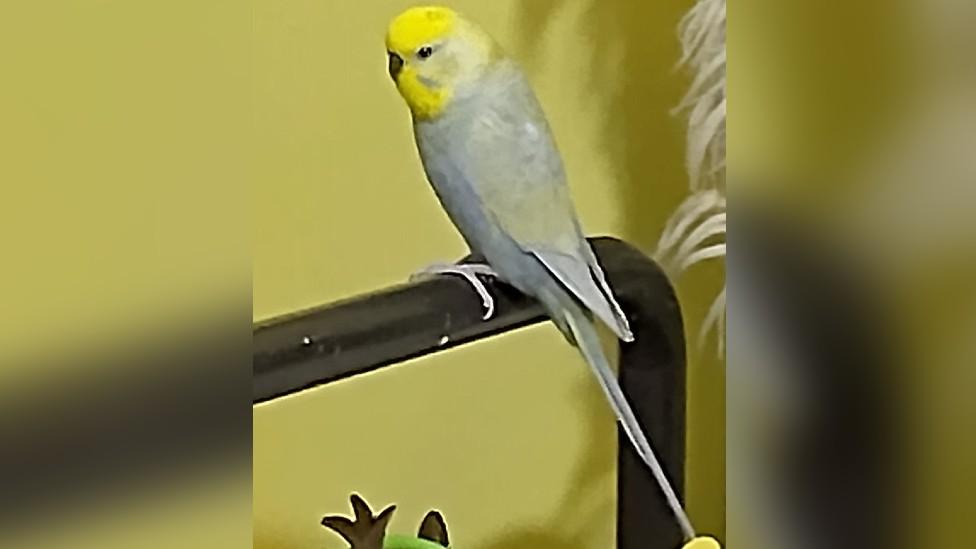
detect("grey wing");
top-left (462, 67), bottom-right (634, 341)
top-left (531, 245), bottom-right (635, 341)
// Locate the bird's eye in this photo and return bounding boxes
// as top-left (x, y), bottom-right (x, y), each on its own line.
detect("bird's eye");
top-left (417, 46), bottom-right (433, 59)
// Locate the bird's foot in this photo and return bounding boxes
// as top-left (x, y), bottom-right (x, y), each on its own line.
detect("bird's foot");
top-left (410, 262), bottom-right (499, 320)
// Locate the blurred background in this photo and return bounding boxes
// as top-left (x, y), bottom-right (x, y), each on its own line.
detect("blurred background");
top-left (0, 2), bottom-right (251, 549)
top-left (253, 0), bottom-right (724, 548)
top-left (731, 0), bottom-right (976, 547)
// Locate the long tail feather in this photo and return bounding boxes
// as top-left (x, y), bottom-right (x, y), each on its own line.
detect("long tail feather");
top-left (563, 308), bottom-right (697, 541)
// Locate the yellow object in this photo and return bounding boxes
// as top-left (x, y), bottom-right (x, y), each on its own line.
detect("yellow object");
top-left (682, 536), bottom-right (722, 549)
top-left (385, 5), bottom-right (458, 53)
top-left (384, 6), bottom-right (457, 119)
top-left (385, 6), bottom-right (495, 120)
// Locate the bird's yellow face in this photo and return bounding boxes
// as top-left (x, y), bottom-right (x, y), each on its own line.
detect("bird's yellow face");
top-left (385, 6), bottom-right (497, 120)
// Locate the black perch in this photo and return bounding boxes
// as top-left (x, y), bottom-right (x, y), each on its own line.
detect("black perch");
top-left (253, 237), bottom-right (687, 549)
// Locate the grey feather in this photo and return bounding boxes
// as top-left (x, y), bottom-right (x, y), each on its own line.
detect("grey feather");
top-left (556, 293), bottom-right (694, 540)
top-left (414, 60), bottom-right (632, 340)
top-left (409, 51), bottom-right (691, 539)
top-left (532, 248), bottom-right (634, 342)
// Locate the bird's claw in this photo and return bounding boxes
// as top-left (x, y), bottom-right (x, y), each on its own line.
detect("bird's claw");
top-left (411, 263), bottom-right (498, 320)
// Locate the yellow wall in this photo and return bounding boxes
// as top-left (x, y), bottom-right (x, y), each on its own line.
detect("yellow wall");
top-left (253, 1), bottom-right (724, 547)
top-left (1, 3), bottom-right (251, 548)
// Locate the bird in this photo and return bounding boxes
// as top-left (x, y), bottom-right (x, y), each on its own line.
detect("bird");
top-left (384, 5), bottom-right (696, 540)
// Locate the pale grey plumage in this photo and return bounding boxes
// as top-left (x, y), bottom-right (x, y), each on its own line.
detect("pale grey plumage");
top-left (414, 60), bottom-right (633, 342)
top-left (409, 59), bottom-right (696, 539)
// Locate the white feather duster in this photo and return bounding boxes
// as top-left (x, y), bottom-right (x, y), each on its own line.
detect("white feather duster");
top-left (656, 0), bottom-right (727, 356)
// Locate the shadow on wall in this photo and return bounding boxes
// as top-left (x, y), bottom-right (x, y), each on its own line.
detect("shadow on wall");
top-left (515, 0), bottom-right (690, 251)
top-left (472, 373), bottom-right (616, 549)
top-left (254, 370), bottom-right (617, 549)
top-left (513, 0), bottom-right (726, 544)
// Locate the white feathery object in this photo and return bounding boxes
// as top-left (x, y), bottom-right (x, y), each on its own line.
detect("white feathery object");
top-left (655, 0), bottom-right (727, 356)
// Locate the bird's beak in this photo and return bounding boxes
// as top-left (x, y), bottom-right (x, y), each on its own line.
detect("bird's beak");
top-left (387, 52), bottom-right (403, 82)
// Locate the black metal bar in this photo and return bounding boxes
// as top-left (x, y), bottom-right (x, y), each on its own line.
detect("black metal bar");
top-left (253, 237), bottom-right (686, 548)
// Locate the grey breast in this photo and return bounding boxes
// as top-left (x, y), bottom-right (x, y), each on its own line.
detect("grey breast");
top-left (411, 63), bottom-right (514, 254)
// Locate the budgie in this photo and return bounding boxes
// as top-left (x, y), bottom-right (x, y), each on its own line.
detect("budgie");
top-left (384, 5), bottom-right (696, 541)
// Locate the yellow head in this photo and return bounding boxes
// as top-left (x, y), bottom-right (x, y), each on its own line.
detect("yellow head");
top-left (385, 6), bottom-right (499, 120)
